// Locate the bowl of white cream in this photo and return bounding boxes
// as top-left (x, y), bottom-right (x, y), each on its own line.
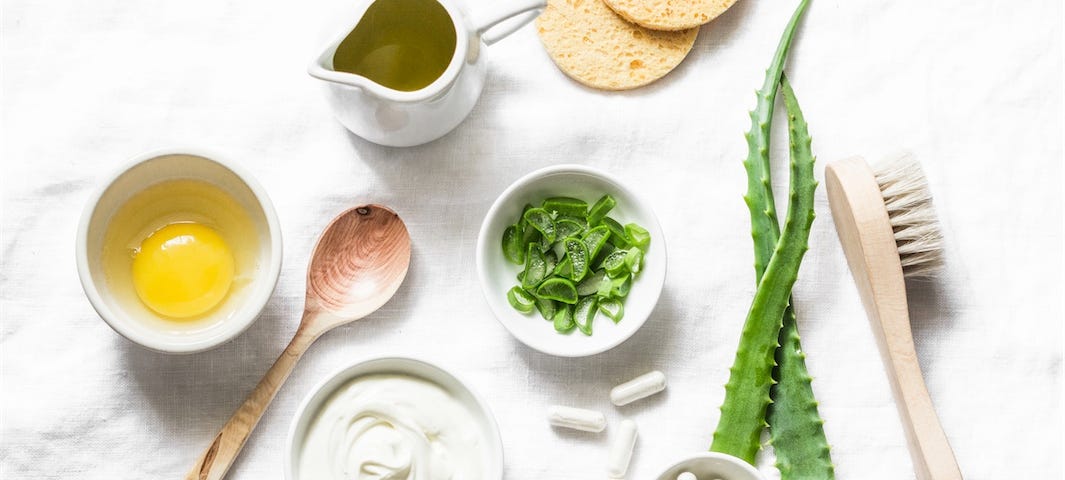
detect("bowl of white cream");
top-left (285, 357), bottom-right (503, 480)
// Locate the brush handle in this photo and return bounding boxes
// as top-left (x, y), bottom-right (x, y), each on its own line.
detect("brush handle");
top-left (826, 157), bottom-right (962, 480)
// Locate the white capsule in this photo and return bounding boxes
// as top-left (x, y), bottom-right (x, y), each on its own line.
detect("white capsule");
top-left (547, 405), bottom-right (607, 432)
top-left (610, 370), bottom-right (667, 406)
top-left (607, 419), bottom-right (638, 478)
top-left (676, 473), bottom-right (698, 480)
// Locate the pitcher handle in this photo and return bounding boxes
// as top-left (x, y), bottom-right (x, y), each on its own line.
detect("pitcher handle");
top-left (471, 0), bottom-right (547, 46)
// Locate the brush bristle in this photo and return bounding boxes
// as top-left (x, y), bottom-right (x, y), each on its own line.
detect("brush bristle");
top-left (873, 154), bottom-right (944, 277)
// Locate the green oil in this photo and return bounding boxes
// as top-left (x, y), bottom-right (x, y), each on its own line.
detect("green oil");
top-left (332, 0), bottom-right (457, 92)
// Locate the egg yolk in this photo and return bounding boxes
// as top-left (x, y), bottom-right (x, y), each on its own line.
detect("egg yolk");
top-left (132, 223), bottom-right (235, 319)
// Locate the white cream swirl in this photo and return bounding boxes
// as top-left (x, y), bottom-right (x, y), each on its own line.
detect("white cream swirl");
top-left (298, 374), bottom-right (485, 480)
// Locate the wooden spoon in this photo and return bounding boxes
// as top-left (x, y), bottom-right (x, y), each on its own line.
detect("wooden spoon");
top-left (185, 204), bottom-right (411, 480)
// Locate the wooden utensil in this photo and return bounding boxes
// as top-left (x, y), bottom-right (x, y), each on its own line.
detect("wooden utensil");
top-left (826, 156), bottom-right (961, 480)
top-left (185, 204), bottom-right (411, 480)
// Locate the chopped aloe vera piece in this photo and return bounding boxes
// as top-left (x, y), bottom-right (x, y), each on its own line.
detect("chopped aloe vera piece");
top-left (520, 203), bottom-right (535, 225)
top-left (502, 224), bottom-right (525, 264)
top-left (555, 218), bottom-right (584, 240)
top-left (592, 242), bottom-right (616, 268)
top-left (564, 238), bottom-right (589, 282)
top-left (625, 223), bottom-right (651, 251)
top-left (517, 270), bottom-right (525, 283)
top-left (554, 256), bottom-right (573, 277)
top-left (518, 205), bottom-right (539, 245)
top-left (598, 297), bottom-right (624, 323)
top-left (543, 251), bottom-right (558, 276)
top-left (587, 194), bottom-right (616, 226)
top-left (556, 214), bottom-right (588, 229)
top-left (624, 247), bottom-right (643, 275)
top-left (536, 277), bottom-right (579, 304)
top-left (507, 286), bottom-right (536, 313)
top-left (553, 305), bottom-right (575, 333)
top-left (581, 225), bottom-right (611, 260)
top-left (539, 232), bottom-right (554, 252)
top-left (602, 217), bottom-right (632, 248)
top-left (597, 274), bottom-right (614, 297)
top-left (535, 296), bottom-right (557, 320)
top-left (609, 274), bottom-right (632, 298)
top-left (550, 240), bottom-right (567, 261)
top-left (543, 197), bottom-right (588, 217)
top-left (523, 208), bottom-right (556, 243)
top-left (602, 250), bottom-right (629, 276)
top-left (522, 244), bottom-right (547, 289)
top-left (574, 296), bottom-right (598, 336)
top-left (521, 226), bottom-right (540, 247)
top-left (577, 270), bottom-right (606, 296)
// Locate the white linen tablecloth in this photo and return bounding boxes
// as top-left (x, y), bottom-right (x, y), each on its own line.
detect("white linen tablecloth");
top-left (2, 0), bottom-right (1062, 478)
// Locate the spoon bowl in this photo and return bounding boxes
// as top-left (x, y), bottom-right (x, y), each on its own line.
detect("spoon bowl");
top-left (185, 204), bottom-right (411, 480)
top-left (305, 205), bottom-right (412, 325)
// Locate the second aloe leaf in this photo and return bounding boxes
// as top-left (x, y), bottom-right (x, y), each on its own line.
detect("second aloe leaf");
top-left (766, 75), bottom-right (834, 479)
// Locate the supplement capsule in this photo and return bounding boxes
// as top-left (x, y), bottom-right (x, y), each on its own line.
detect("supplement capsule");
top-left (610, 370), bottom-right (667, 406)
top-left (547, 405), bottom-right (607, 432)
top-left (607, 419), bottom-right (638, 478)
top-left (676, 473), bottom-right (698, 480)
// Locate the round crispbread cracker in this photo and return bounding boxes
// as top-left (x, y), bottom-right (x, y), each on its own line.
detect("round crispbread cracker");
top-left (536, 0), bottom-right (698, 91)
top-left (602, 0), bottom-right (739, 31)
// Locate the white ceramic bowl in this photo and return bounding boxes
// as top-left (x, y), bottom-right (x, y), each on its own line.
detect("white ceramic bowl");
top-left (75, 148), bottom-right (282, 354)
top-left (655, 452), bottom-right (767, 480)
top-left (475, 164), bottom-right (667, 357)
top-left (285, 356), bottom-right (504, 480)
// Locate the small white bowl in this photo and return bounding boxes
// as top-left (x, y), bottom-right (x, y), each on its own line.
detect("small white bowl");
top-left (475, 164), bottom-right (667, 357)
top-left (285, 356), bottom-right (504, 480)
top-left (75, 148), bottom-right (282, 354)
top-left (655, 452), bottom-right (767, 480)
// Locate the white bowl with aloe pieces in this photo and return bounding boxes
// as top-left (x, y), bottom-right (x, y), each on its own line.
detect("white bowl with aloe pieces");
top-left (475, 164), bottom-right (666, 357)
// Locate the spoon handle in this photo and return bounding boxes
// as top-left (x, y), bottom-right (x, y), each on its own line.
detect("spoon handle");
top-left (184, 328), bottom-right (317, 480)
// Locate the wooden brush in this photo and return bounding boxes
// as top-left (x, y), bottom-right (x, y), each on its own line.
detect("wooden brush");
top-left (825, 154), bottom-right (961, 480)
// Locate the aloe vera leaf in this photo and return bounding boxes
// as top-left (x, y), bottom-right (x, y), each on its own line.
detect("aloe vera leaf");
top-left (710, 7), bottom-right (817, 459)
top-left (711, 0), bottom-right (817, 464)
top-left (730, 4), bottom-right (830, 474)
top-left (765, 75), bottom-right (834, 479)
top-left (742, 0), bottom-right (809, 280)
top-left (730, 2), bottom-right (832, 472)
top-left (770, 308), bottom-right (834, 478)
top-left (711, 110), bottom-right (817, 464)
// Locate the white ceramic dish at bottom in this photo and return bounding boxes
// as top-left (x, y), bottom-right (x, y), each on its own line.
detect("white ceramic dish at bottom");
top-left (476, 164), bottom-right (667, 357)
top-left (655, 452), bottom-right (767, 480)
top-left (285, 357), bottom-right (504, 480)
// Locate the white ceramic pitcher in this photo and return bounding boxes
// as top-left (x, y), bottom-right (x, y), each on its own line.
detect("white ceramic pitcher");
top-left (309, 0), bottom-right (545, 147)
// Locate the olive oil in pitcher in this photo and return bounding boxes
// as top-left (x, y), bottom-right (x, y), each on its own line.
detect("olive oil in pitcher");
top-left (332, 0), bottom-right (458, 92)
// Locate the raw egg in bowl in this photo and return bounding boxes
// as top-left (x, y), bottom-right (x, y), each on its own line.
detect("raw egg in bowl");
top-left (76, 149), bottom-right (282, 353)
